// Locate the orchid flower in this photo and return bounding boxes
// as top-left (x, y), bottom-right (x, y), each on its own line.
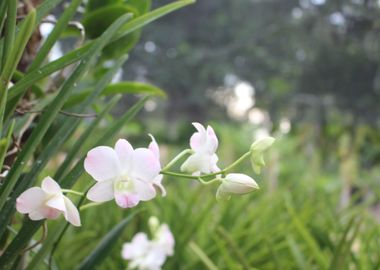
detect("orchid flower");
top-left (122, 218), bottom-right (174, 270)
top-left (181, 122), bottom-right (220, 175)
top-left (216, 173), bottom-right (259, 201)
top-left (84, 136), bottom-right (165, 209)
top-left (16, 177), bottom-right (81, 226)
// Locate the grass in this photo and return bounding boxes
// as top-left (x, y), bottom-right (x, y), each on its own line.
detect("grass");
top-left (43, 124), bottom-right (380, 269)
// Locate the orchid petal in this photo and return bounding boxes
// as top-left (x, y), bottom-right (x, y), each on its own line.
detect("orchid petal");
top-left (148, 134), bottom-right (160, 159)
top-left (87, 180), bottom-right (114, 202)
top-left (41, 177), bottom-right (61, 194)
top-left (84, 146), bottom-right (121, 181)
top-left (122, 233), bottom-right (150, 259)
top-left (190, 122), bottom-right (207, 151)
top-left (132, 148), bottom-right (160, 181)
top-left (206, 125), bottom-right (218, 153)
top-left (46, 195), bottom-right (66, 211)
top-left (115, 139), bottom-right (134, 173)
top-left (16, 187), bottom-right (46, 214)
top-left (63, 196), bottom-right (81, 226)
top-left (153, 175), bottom-right (166, 196)
top-left (114, 192), bottom-right (140, 208)
top-left (134, 180), bottom-right (156, 201)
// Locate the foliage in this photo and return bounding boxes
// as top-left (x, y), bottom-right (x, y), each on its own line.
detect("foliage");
top-left (0, 0), bottom-right (194, 269)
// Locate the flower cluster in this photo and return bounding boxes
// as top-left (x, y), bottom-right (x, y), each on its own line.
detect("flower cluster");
top-left (122, 217), bottom-right (174, 270)
top-left (14, 121), bottom-right (274, 269)
top-left (179, 122), bottom-right (275, 201)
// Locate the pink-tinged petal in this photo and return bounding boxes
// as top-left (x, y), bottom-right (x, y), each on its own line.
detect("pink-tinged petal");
top-left (63, 196), bottom-right (81, 226)
top-left (87, 180), bottom-right (114, 202)
top-left (84, 146), bottom-right (121, 182)
top-left (114, 139), bottom-right (133, 173)
top-left (190, 122), bottom-right (207, 151)
top-left (114, 192), bottom-right (140, 208)
top-left (29, 206), bottom-right (61, 220)
top-left (41, 176), bottom-right (61, 194)
top-left (45, 195), bottom-right (66, 211)
top-left (134, 180), bottom-right (156, 201)
top-left (28, 209), bottom-right (48, 220)
top-left (206, 125), bottom-right (218, 153)
top-left (148, 134), bottom-right (160, 159)
top-left (131, 148), bottom-right (160, 181)
top-left (16, 187), bottom-right (46, 214)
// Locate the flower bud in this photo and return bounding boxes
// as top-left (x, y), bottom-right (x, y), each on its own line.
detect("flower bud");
top-left (250, 137), bottom-right (275, 174)
top-left (148, 216), bottom-right (160, 235)
top-left (216, 173), bottom-right (259, 201)
top-left (250, 137), bottom-right (275, 153)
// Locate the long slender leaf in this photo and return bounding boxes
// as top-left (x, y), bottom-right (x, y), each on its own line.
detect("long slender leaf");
top-left (0, 13), bottom-right (132, 214)
top-left (0, 3), bottom-right (31, 134)
top-left (65, 81), bottom-right (166, 108)
top-left (0, 120), bottom-right (14, 172)
top-left (1, 0), bottom-right (17, 69)
top-left (76, 211), bottom-right (141, 270)
top-left (189, 241), bottom-right (219, 270)
top-left (112, 0), bottom-right (195, 42)
top-left (0, 1), bottom-right (8, 42)
top-left (285, 195), bottom-right (329, 269)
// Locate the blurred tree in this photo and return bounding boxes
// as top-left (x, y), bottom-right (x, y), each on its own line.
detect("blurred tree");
top-left (121, 0), bottom-right (380, 126)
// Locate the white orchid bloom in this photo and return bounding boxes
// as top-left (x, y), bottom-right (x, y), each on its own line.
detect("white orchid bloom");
top-left (16, 177), bottom-right (81, 226)
top-left (122, 219), bottom-right (175, 270)
top-left (84, 136), bottom-right (165, 209)
top-left (181, 122), bottom-right (220, 175)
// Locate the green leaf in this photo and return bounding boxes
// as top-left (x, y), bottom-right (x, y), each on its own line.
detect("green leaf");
top-left (113, 0), bottom-right (195, 42)
top-left (65, 81), bottom-right (166, 108)
top-left (0, 8), bottom-right (36, 134)
top-left (76, 211), bottom-right (141, 270)
top-left (1, 0), bottom-right (17, 68)
top-left (0, 120), bottom-right (14, 173)
top-left (189, 241), bottom-right (219, 270)
top-left (284, 195), bottom-right (329, 268)
top-left (83, 4), bottom-right (139, 39)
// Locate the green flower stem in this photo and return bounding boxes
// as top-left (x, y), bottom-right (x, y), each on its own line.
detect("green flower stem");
top-left (197, 177), bottom-right (221, 186)
top-left (160, 151), bottom-right (251, 180)
top-left (61, 189), bottom-right (84, 196)
top-left (160, 171), bottom-right (197, 179)
top-left (80, 202), bottom-right (103, 211)
top-left (222, 151), bottom-right (251, 173)
top-left (161, 149), bottom-right (193, 171)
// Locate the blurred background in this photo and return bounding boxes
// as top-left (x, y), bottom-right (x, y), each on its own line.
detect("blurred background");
top-left (42, 0), bottom-right (380, 269)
